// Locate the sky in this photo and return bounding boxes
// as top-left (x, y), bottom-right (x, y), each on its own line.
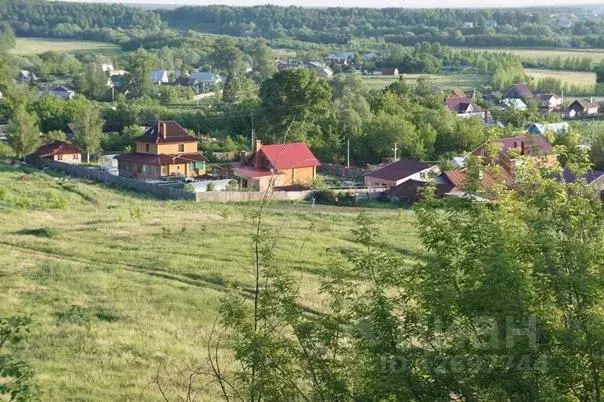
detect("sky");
top-left (59, 0), bottom-right (604, 8)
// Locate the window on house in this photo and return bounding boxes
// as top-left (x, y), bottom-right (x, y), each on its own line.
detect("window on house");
top-left (145, 144), bottom-right (150, 152)
top-left (57, 155), bottom-right (63, 160)
top-left (178, 144), bottom-right (184, 152)
top-left (73, 154), bottom-right (79, 160)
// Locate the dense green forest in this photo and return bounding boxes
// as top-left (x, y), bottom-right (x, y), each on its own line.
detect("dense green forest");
top-left (2, 0), bottom-right (604, 49)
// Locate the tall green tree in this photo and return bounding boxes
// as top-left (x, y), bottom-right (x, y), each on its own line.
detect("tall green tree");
top-left (6, 104), bottom-right (40, 161)
top-left (0, 22), bottom-right (16, 52)
top-left (73, 105), bottom-right (103, 163)
top-left (259, 69), bottom-right (332, 144)
top-left (249, 39), bottom-right (276, 81)
top-left (76, 62), bottom-right (109, 101)
top-left (125, 49), bottom-right (156, 99)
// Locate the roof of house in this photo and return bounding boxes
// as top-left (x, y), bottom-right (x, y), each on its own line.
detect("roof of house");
top-left (374, 67), bottom-right (398, 74)
top-left (233, 165), bottom-right (286, 178)
top-left (570, 99), bottom-right (599, 110)
top-left (502, 98), bottom-right (527, 109)
top-left (365, 159), bottom-right (430, 181)
top-left (136, 121), bottom-right (198, 144)
top-left (473, 135), bottom-right (553, 157)
top-left (528, 122), bottom-right (569, 135)
top-left (115, 152), bottom-right (207, 166)
top-left (384, 178), bottom-right (454, 201)
top-left (445, 96), bottom-right (479, 113)
top-left (444, 166), bottom-right (514, 193)
top-left (557, 168), bottom-right (604, 184)
top-left (189, 71), bottom-right (222, 83)
top-left (537, 92), bottom-right (559, 101)
top-left (257, 142), bottom-right (320, 170)
top-left (32, 140), bottom-right (80, 157)
top-left (504, 84), bottom-right (534, 99)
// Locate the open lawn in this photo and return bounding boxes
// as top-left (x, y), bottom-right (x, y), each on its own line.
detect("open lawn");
top-left (0, 164), bottom-right (420, 401)
top-left (9, 37), bottom-right (122, 56)
top-left (361, 72), bottom-right (489, 91)
top-left (525, 68), bottom-right (596, 88)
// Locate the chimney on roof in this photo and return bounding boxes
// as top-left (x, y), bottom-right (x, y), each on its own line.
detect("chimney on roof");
top-left (162, 122), bottom-right (167, 139)
top-left (255, 139), bottom-right (262, 153)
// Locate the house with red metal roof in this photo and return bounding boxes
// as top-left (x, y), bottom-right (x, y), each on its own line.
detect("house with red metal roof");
top-left (232, 140), bottom-right (320, 191)
top-left (364, 159), bottom-right (440, 188)
top-left (32, 140), bottom-right (81, 164)
top-left (116, 121), bottom-right (207, 179)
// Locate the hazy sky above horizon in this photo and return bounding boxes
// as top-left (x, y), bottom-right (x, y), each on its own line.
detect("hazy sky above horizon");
top-left (60, 0), bottom-right (604, 8)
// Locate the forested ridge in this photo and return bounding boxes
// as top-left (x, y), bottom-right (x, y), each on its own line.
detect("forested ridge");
top-left (3, 0), bottom-right (604, 49)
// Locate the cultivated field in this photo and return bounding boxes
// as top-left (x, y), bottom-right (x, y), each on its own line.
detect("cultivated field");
top-left (466, 47), bottom-right (604, 64)
top-left (361, 72), bottom-right (489, 91)
top-left (9, 37), bottom-right (122, 55)
top-left (0, 164), bottom-right (420, 401)
top-left (525, 68), bottom-right (597, 88)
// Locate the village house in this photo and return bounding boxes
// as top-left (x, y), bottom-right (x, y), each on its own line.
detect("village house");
top-left (372, 67), bottom-right (399, 76)
top-left (151, 70), bottom-right (170, 84)
top-left (364, 159), bottom-right (439, 188)
top-left (536, 93), bottom-right (563, 111)
top-left (232, 140), bottom-right (320, 191)
top-left (326, 52), bottom-right (354, 65)
top-left (527, 122), bottom-right (569, 136)
top-left (557, 168), bottom-right (604, 194)
top-left (116, 121), bottom-right (207, 179)
top-left (502, 84), bottom-right (534, 101)
top-left (16, 70), bottom-right (37, 83)
top-left (41, 86), bottom-right (75, 100)
top-left (177, 71), bottom-right (223, 93)
top-left (567, 99), bottom-right (599, 118)
top-left (31, 140), bottom-right (81, 164)
top-left (384, 166), bottom-right (514, 203)
top-left (472, 135), bottom-right (557, 175)
top-left (445, 96), bottom-right (480, 115)
top-left (502, 98), bottom-right (527, 111)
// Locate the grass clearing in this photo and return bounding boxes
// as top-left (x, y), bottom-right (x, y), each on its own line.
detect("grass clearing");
top-left (361, 72), bottom-right (489, 91)
top-left (525, 68), bottom-right (596, 88)
top-left (0, 164), bottom-right (421, 401)
top-left (10, 37), bottom-right (122, 56)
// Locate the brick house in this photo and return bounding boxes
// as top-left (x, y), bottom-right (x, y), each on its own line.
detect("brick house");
top-left (232, 140), bottom-right (320, 191)
top-left (116, 121), bottom-right (207, 179)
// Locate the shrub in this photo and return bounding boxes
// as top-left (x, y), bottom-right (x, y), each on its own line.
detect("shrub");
top-left (315, 189), bottom-right (337, 204)
top-left (206, 182), bottom-right (216, 192)
top-left (16, 227), bottom-right (57, 238)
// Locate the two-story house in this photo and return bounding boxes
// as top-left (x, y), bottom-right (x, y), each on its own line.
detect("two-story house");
top-left (232, 140), bottom-right (320, 191)
top-left (116, 121), bottom-right (207, 179)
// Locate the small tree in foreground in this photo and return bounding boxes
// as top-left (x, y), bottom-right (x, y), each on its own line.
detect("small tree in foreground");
top-left (0, 316), bottom-right (37, 401)
top-left (6, 104), bottom-right (40, 161)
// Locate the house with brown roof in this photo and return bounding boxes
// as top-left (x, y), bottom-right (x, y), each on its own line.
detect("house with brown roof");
top-left (32, 140), bottom-right (81, 164)
top-left (472, 135), bottom-right (557, 175)
top-left (502, 84), bottom-right (534, 101)
top-left (568, 99), bottom-right (599, 118)
top-left (384, 166), bottom-right (514, 203)
top-left (364, 159), bottom-right (440, 188)
top-left (232, 140), bottom-right (320, 191)
top-left (115, 121), bottom-right (207, 179)
top-left (445, 96), bottom-right (480, 114)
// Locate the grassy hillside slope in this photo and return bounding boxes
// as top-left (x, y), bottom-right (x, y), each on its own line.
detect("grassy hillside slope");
top-left (0, 164), bottom-right (421, 401)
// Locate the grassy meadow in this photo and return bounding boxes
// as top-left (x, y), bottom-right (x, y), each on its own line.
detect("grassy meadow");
top-left (525, 68), bottom-right (597, 88)
top-left (9, 37), bottom-right (122, 56)
top-left (0, 164), bottom-right (421, 401)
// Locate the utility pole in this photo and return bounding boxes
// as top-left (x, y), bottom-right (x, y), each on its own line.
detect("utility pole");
top-left (392, 142), bottom-right (398, 161)
top-left (250, 112), bottom-right (255, 151)
top-left (346, 137), bottom-right (350, 169)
